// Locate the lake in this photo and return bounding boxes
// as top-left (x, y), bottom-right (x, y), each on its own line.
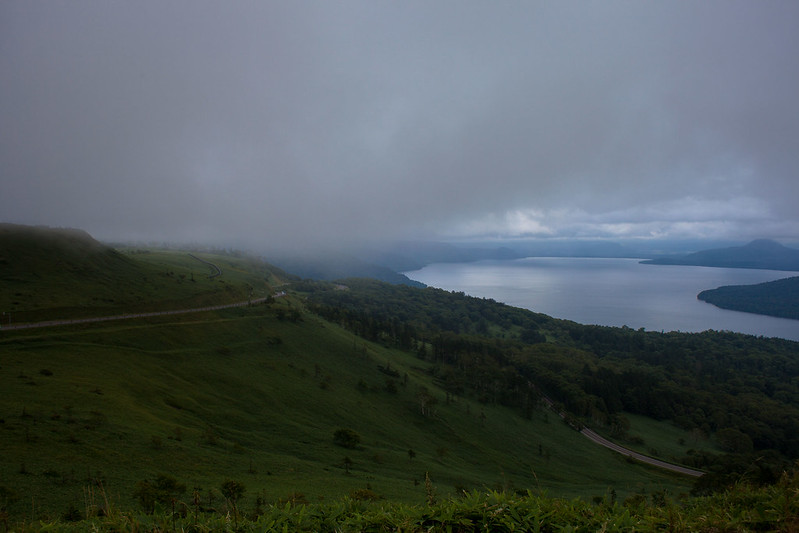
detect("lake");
top-left (405, 257), bottom-right (799, 342)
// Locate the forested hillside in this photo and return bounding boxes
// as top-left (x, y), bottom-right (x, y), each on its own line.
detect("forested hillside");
top-left (698, 276), bottom-right (799, 320)
top-left (305, 278), bottom-right (799, 492)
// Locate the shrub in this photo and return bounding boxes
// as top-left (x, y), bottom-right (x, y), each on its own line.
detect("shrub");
top-left (220, 479), bottom-right (246, 512)
top-left (333, 428), bottom-right (361, 449)
top-left (349, 488), bottom-right (382, 501)
top-left (133, 474), bottom-right (186, 514)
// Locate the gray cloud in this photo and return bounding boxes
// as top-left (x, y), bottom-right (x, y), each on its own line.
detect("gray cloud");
top-left (2, 1), bottom-right (798, 250)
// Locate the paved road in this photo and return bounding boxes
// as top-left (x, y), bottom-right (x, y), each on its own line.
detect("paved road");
top-left (581, 428), bottom-right (705, 477)
top-left (0, 296), bottom-right (275, 332)
top-left (540, 394), bottom-right (703, 477)
top-left (188, 253), bottom-right (222, 278)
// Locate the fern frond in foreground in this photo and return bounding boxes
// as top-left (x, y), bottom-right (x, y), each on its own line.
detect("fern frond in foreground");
top-left (22, 467), bottom-right (799, 532)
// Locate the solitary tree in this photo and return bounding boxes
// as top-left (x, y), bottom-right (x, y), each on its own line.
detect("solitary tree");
top-left (220, 479), bottom-right (246, 528)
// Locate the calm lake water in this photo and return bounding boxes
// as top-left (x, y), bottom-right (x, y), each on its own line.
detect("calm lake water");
top-left (405, 257), bottom-right (799, 342)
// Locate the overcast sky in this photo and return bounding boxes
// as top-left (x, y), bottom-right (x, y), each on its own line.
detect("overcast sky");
top-left (2, 2), bottom-right (798, 251)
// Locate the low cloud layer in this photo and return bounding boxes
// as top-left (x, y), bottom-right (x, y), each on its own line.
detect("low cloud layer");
top-left (2, 2), bottom-right (798, 250)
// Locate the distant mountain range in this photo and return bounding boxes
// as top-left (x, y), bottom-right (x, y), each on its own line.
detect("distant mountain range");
top-left (641, 239), bottom-right (799, 272)
top-left (271, 238), bottom-right (799, 286)
top-left (292, 240), bottom-right (648, 285)
top-left (359, 239), bottom-right (709, 274)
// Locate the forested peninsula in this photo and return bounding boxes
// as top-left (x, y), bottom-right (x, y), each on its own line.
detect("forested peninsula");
top-left (698, 276), bottom-right (799, 320)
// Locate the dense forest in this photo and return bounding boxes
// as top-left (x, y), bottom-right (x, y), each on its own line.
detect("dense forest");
top-left (698, 276), bottom-right (799, 320)
top-left (303, 278), bottom-right (799, 493)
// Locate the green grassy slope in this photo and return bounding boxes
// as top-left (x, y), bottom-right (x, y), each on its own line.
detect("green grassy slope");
top-left (0, 224), bottom-right (285, 323)
top-left (0, 301), bottom-right (691, 520)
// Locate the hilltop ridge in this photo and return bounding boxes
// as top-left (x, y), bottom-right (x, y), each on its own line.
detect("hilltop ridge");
top-left (0, 223), bottom-right (282, 322)
top-left (0, 223), bottom-right (131, 272)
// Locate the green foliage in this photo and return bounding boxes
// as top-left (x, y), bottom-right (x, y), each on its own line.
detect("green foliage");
top-left (13, 475), bottom-right (799, 531)
top-left (717, 427), bottom-right (754, 454)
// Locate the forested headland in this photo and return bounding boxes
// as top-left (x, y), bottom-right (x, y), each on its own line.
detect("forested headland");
top-left (698, 276), bottom-right (799, 320)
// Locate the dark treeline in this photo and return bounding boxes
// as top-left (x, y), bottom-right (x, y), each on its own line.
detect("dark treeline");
top-left (301, 278), bottom-right (799, 492)
top-left (698, 275), bottom-right (799, 320)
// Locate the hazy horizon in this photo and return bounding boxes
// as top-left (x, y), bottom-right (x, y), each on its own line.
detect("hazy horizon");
top-left (3, 2), bottom-right (799, 251)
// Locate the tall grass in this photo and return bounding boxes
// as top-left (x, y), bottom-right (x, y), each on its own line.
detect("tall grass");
top-left (18, 472), bottom-right (799, 532)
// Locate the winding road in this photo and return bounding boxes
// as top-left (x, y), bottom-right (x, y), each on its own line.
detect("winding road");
top-left (580, 427), bottom-right (705, 477)
top-left (0, 296), bottom-right (276, 332)
top-left (540, 394), bottom-right (704, 477)
top-left (188, 253), bottom-right (222, 278)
